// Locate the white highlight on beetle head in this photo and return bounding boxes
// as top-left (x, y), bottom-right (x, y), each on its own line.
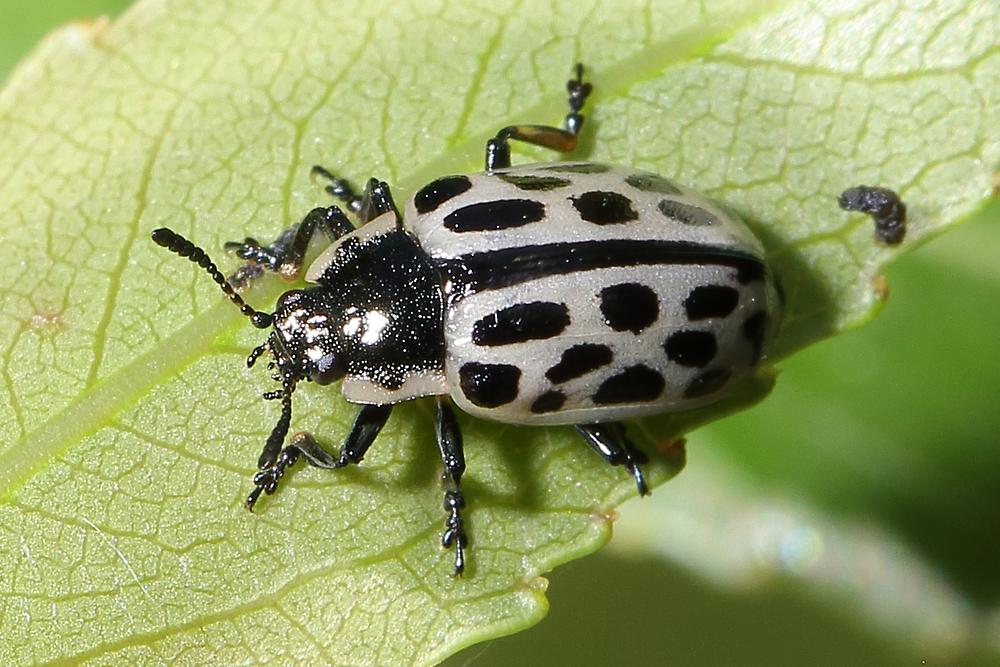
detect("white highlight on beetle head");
top-left (361, 311), bottom-right (390, 345)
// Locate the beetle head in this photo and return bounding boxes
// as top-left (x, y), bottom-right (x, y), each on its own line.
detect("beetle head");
top-left (258, 288), bottom-right (346, 385)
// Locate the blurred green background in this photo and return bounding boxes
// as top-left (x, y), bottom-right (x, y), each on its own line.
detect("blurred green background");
top-left (3, 2), bottom-right (998, 665)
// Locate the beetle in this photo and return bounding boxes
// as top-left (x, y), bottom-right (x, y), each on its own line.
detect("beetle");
top-left (152, 64), bottom-right (904, 575)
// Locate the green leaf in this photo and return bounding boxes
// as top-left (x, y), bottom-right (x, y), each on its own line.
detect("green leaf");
top-left (0, 1), bottom-right (995, 664)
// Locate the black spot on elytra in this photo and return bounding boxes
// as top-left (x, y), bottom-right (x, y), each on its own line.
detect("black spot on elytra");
top-left (743, 311), bottom-right (767, 363)
top-left (599, 283), bottom-right (659, 334)
top-left (684, 368), bottom-right (732, 399)
top-left (625, 173), bottom-right (682, 195)
top-left (414, 175), bottom-right (472, 213)
top-left (572, 191), bottom-right (639, 225)
top-left (593, 364), bottom-right (665, 404)
top-left (472, 301), bottom-right (570, 346)
top-left (684, 285), bottom-right (740, 321)
top-left (498, 174), bottom-right (573, 191)
top-left (541, 162), bottom-right (611, 174)
top-left (459, 362), bottom-right (521, 408)
top-left (664, 330), bottom-right (717, 368)
top-left (444, 199), bottom-right (545, 233)
top-left (657, 199), bottom-right (719, 226)
top-left (545, 343), bottom-right (613, 384)
top-left (531, 390), bottom-right (566, 413)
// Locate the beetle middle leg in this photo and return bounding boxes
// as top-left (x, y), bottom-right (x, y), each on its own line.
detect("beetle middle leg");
top-left (245, 404), bottom-right (393, 510)
top-left (574, 422), bottom-right (650, 496)
top-left (484, 63), bottom-right (593, 171)
top-left (435, 398), bottom-right (469, 576)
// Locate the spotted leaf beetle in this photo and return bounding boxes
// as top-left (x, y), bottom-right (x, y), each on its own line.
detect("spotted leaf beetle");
top-left (152, 64), bottom-right (904, 575)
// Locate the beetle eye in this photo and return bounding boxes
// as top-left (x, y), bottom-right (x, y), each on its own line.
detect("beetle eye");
top-left (312, 352), bottom-right (343, 385)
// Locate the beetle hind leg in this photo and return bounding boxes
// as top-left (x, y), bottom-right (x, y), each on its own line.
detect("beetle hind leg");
top-left (484, 63), bottom-right (594, 171)
top-left (575, 422), bottom-right (650, 496)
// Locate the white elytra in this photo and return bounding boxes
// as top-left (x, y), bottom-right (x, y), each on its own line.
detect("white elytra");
top-left (308, 162), bottom-right (780, 424)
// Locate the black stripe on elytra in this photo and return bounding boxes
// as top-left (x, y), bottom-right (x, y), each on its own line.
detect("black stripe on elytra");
top-left (434, 240), bottom-right (765, 301)
top-left (545, 343), bottom-right (613, 384)
top-left (684, 284), bottom-right (740, 320)
top-left (472, 301), bottom-right (570, 346)
top-left (498, 174), bottom-right (573, 191)
top-left (413, 175), bottom-right (472, 213)
top-left (444, 199), bottom-right (546, 233)
top-left (658, 199), bottom-right (719, 226)
top-left (592, 364), bottom-right (665, 404)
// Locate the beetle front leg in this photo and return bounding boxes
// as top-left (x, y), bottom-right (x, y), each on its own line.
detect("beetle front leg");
top-left (226, 204), bottom-right (355, 289)
top-left (245, 404), bottom-right (393, 510)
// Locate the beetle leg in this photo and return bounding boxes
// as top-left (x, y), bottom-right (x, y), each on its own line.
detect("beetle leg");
top-left (245, 381), bottom-right (296, 510)
top-left (485, 63), bottom-right (593, 171)
top-left (290, 404), bottom-right (394, 469)
top-left (574, 422), bottom-right (650, 496)
top-left (225, 204), bottom-right (355, 289)
top-left (312, 166), bottom-right (401, 226)
top-left (358, 178), bottom-right (402, 226)
top-left (311, 164), bottom-right (365, 215)
top-left (435, 398), bottom-right (469, 576)
top-left (332, 403), bottom-right (394, 466)
top-left (245, 404), bottom-right (393, 511)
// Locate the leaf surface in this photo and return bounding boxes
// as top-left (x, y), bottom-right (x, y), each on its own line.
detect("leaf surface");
top-left (0, 0), bottom-right (995, 663)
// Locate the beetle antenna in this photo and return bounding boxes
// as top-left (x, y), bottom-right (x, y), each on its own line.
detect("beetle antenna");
top-left (152, 227), bottom-right (274, 328)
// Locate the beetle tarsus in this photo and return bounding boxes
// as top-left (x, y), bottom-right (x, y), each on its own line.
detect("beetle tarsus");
top-left (442, 490), bottom-right (468, 576)
top-left (436, 399), bottom-right (469, 576)
top-left (245, 445), bottom-right (301, 511)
